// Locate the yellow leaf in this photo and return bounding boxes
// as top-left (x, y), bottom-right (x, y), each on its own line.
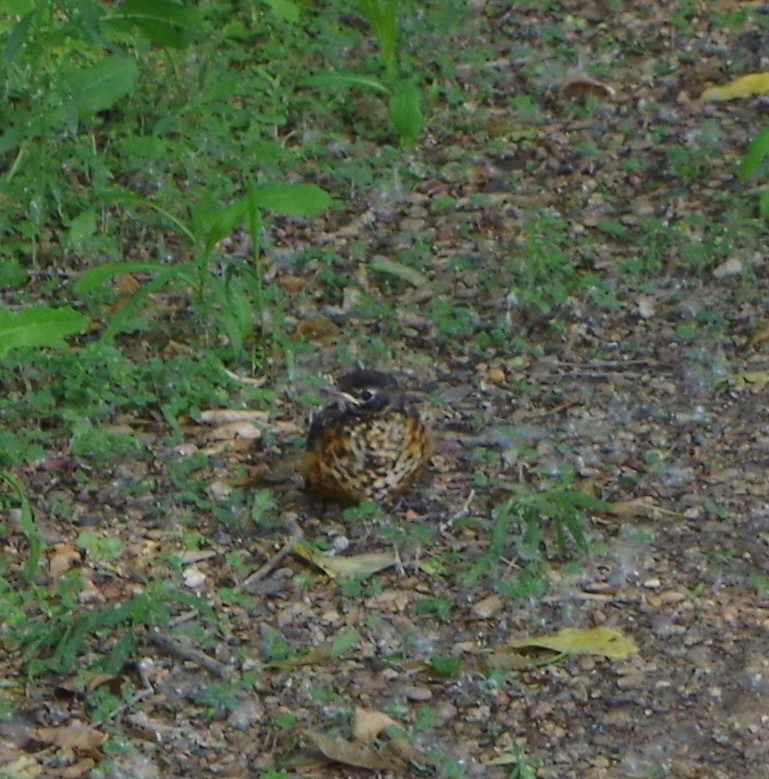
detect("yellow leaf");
top-left (508, 626), bottom-right (638, 659)
top-left (748, 320), bottom-right (769, 348)
top-left (734, 370), bottom-right (769, 391)
top-left (701, 72), bottom-right (769, 101)
top-left (369, 256), bottom-right (430, 287)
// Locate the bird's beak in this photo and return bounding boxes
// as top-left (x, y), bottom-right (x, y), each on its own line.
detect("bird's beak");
top-left (319, 385), bottom-right (360, 407)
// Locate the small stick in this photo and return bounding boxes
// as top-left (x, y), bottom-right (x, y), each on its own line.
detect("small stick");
top-left (241, 542), bottom-right (294, 589)
top-left (148, 629), bottom-right (231, 678)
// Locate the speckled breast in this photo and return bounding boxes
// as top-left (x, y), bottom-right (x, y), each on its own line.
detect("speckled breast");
top-left (304, 406), bottom-right (432, 504)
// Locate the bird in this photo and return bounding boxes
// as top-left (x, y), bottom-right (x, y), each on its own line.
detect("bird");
top-left (299, 369), bottom-right (433, 505)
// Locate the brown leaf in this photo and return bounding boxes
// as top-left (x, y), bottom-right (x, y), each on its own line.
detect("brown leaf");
top-left (278, 274), bottom-right (308, 292)
top-left (31, 725), bottom-right (107, 751)
top-left (61, 757), bottom-right (97, 778)
top-left (295, 317), bottom-right (341, 343)
top-left (303, 731), bottom-right (402, 771)
top-left (199, 409), bottom-right (269, 424)
top-left (353, 707), bottom-right (401, 741)
top-left (205, 420), bottom-right (263, 441)
top-left (561, 77), bottom-right (615, 100)
top-left (48, 543), bottom-right (81, 578)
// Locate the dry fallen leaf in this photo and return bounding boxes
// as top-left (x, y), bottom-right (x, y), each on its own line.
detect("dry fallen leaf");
top-left (734, 370), bottom-right (769, 391)
top-left (561, 77), bottom-right (615, 100)
top-left (353, 707), bottom-right (401, 741)
top-left (748, 320), bottom-right (769, 349)
top-left (484, 626), bottom-right (638, 669)
top-left (0, 756), bottom-right (42, 779)
top-left (204, 420), bottom-right (262, 441)
top-left (509, 626), bottom-right (638, 659)
top-left (113, 274), bottom-right (141, 296)
top-left (605, 497), bottom-right (681, 519)
top-left (199, 409), bottom-right (269, 424)
top-left (303, 731), bottom-right (402, 771)
top-left (48, 543), bottom-right (81, 577)
top-left (369, 255), bottom-right (430, 287)
top-left (292, 540), bottom-right (398, 579)
top-left (712, 256), bottom-right (743, 279)
top-left (31, 725), bottom-right (107, 751)
top-left (295, 317), bottom-right (341, 342)
top-left (635, 294), bottom-right (656, 319)
top-left (278, 274), bottom-right (308, 292)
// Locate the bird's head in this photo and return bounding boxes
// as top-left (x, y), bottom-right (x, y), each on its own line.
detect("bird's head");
top-left (336, 369), bottom-right (399, 412)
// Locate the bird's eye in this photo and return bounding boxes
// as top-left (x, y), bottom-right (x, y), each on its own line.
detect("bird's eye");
top-left (360, 389), bottom-right (375, 402)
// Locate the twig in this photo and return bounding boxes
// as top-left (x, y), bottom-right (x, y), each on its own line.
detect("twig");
top-left (107, 688), bottom-right (155, 721)
top-left (451, 489), bottom-right (475, 522)
top-left (241, 542), bottom-right (294, 589)
top-left (148, 629), bottom-right (232, 678)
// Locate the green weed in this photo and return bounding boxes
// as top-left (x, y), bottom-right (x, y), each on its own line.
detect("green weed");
top-left (0, 471), bottom-right (41, 582)
top-left (0, 344), bottom-right (243, 467)
top-left (506, 741), bottom-right (539, 779)
top-left (463, 485), bottom-right (607, 590)
top-left (1, 576), bottom-right (216, 680)
top-left (307, 0), bottom-right (426, 144)
top-left (73, 182), bottom-right (331, 357)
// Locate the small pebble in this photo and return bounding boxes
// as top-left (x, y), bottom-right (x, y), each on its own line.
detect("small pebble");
top-left (403, 685), bottom-right (433, 702)
top-left (472, 594), bottom-right (503, 618)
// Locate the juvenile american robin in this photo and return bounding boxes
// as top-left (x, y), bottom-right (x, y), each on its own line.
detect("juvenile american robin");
top-left (300, 369), bottom-right (433, 505)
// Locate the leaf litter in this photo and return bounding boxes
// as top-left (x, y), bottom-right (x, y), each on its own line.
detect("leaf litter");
top-left (6, 2), bottom-right (769, 778)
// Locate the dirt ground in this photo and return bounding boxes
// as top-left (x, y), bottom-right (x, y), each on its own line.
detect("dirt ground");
top-left (5, 1), bottom-right (769, 777)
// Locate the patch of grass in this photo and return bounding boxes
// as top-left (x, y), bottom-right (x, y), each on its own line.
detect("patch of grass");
top-left (0, 343), bottom-right (250, 466)
top-left (413, 597), bottom-right (453, 622)
top-left (463, 484), bottom-right (607, 592)
top-left (506, 213), bottom-right (599, 318)
top-left (1, 572), bottom-right (216, 681)
top-left (505, 741), bottom-right (539, 779)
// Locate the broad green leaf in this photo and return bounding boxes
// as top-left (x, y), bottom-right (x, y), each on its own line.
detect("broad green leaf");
top-left (260, 0), bottom-right (299, 24)
top-left (306, 72), bottom-right (390, 95)
top-left (740, 127), bottom-right (769, 178)
top-left (3, 12), bottom-right (32, 63)
top-left (201, 199), bottom-right (249, 255)
top-left (104, 0), bottom-right (201, 49)
top-left (760, 189), bottom-right (769, 220)
top-left (62, 56), bottom-right (138, 112)
top-left (388, 81), bottom-right (422, 145)
top-left (0, 259), bottom-right (28, 289)
top-left (355, 0), bottom-right (397, 73)
top-left (68, 209), bottom-right (97, 250)
top-left (0, 306), bottom-right (88, 356)
top-left (0, 126), bottom-right (25, 156)
top-left (330, 628), bottom-right (360, 658)
top-left (252, 183), bottom-right (332, 217)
